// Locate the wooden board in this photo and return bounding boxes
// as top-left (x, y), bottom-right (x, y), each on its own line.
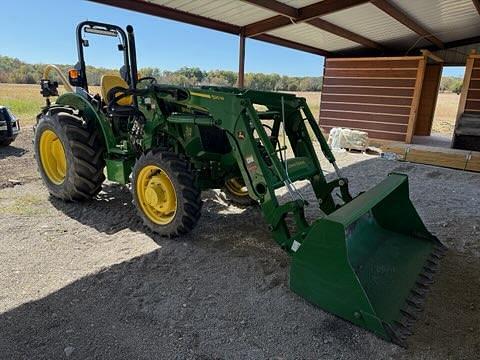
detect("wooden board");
top-left (321, 125), bottom-right (406, 141)
top-left (323, 77), bottom-right (416, 87)
top-left (405, 58), bottom-right (426, 143)
top-left (414, 63), bottom-right (443, 136)
top-left (465, 151), bottom-right (480, 172)
top-left (380, 142), bottom-right (480, 172)
top-left (320, 110), bottom-right (409, 124)
top-left (320, 56), bottom-right (427, 142)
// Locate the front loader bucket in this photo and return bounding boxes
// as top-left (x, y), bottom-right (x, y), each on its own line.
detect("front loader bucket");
top-left (290, 173), bottom-right (446, 346)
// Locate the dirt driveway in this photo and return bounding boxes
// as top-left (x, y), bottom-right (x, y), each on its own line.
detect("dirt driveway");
top-left (0, 127), bottom-right (479, 359)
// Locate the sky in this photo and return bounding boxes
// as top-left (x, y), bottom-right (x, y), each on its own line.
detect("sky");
top-left (0, 0), bottom-right (465, 77)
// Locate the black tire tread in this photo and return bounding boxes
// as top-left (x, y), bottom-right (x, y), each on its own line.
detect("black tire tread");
top-left (34, 111), bottom-right (105, 201)
top-left (132, 149), bottom-right (202, 237)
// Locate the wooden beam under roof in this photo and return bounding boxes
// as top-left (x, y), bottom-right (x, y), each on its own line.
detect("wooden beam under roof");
top-left (89, 0), bottom-right (330, 56)
top-left (241, 0), bottom-right (384, 51)
top-left (370, 0), bottom-right (444, 49)
top-left (243, 0), bottom-right (370, 37)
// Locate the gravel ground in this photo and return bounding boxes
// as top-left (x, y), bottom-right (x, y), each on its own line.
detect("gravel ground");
top-left (0, 127), bottom-right (479, 360)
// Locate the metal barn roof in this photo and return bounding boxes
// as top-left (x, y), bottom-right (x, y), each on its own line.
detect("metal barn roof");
top-left (91, 0), bottom-right (480, 65)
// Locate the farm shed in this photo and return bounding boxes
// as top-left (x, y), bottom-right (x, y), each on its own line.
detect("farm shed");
top-left (89, 0), bottom-right (480, 167)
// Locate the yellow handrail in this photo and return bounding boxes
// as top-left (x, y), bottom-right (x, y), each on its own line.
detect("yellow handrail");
top-left (43, 64), bottom-right (73, 93)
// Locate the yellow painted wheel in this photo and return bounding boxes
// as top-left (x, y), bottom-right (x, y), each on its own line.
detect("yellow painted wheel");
top-left (225, 178), bottom-right (249, 197)
top-left (39, 129), bottom-right (67, 185)
top-left (136, 165), bottom-right (177, 225)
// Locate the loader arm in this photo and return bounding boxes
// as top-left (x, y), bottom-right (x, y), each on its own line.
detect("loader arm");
top-left (169, 86), bottom-right (446, 346)
top-left (174, 87), bottom-right (351, 252)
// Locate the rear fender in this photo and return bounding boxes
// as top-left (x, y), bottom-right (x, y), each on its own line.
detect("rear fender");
top-left (55, 93), bottom-right (116, 153)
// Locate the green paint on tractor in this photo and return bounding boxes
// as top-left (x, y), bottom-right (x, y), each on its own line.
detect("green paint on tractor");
top-left (35, 22), bottom-right (446, 346)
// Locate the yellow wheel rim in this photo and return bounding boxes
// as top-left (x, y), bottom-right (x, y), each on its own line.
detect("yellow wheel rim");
top-left (136, 165), bottom-right (177, 225)
top-left (39, 129), bottom-right (67, 185)
top-left (225, 177), bottom-right (249, 197)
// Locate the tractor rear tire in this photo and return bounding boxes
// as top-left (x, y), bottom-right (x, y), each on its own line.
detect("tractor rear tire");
top-left (34, 112), bottom-right (105, 201)
top-left (132, 150), bottom-right (202, 237)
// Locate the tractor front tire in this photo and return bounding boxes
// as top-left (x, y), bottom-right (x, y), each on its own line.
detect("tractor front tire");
top-left (34, 112), bottom-right (105, 201)
top-left (132, 150), bottom-right (202, 237)
top-left (0, 138), bottom-right (14, 147)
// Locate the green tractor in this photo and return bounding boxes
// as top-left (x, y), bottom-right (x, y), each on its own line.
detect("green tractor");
top-left (35, 22), bottom-right (445, 345)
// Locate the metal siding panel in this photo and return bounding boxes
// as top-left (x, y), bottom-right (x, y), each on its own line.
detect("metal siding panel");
top-left (322, 3), bottom-right (430, 49)
top-left (389, 0), bottom-right (480, 43)
top-left (151, 0), bottom-right (277, 26)
top-left (267, 23), bottom-right (360, 52)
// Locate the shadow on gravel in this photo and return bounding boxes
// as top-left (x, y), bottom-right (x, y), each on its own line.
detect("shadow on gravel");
top-left (0, 241), bottom-right (478, 359)
top-left (0, 144), bottom-right (27, 160)
top-left (17, 156), bottom-right (476, 359)
top-left (49, 183), bottom-right (279, 256)
top-left (49, 183), bottom-right (145, 236)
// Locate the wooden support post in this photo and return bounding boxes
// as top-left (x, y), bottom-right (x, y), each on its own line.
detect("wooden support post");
top-left (405, 58), bottom-right (426, 143)
top-left (238, 34), bottom-right (246, 88)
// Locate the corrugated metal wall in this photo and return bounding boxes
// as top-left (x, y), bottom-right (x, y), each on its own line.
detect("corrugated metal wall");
top-left (319, 56), bottom-right (425, 141)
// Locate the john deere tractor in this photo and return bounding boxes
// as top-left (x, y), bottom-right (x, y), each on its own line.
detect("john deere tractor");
top-left (35, 22), bottom-right (445, 345)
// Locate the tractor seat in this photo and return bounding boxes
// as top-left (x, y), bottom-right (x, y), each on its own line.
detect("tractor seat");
top-left (100, 75), bottom-right (133, 106)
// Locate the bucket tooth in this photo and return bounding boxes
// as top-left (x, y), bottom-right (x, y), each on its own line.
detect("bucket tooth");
top-left (433, 248), bottom-right (447, 258)
top-left (406, 295), bottom-right (424, 310)
top-left (423, 265), bottom-right (436, 274)
top-left (384, 323), bottom-right (407, 347)
top-left (415, 280), bottom-right (429, 289)
top-left (426, 259), bottom-right (438, 267)
top-left (394, 321), bottom-right (413, 337)
top-left (434, 244), bottom-right (448, 254)
top-left (400, 308), bottom-right (418, 321)
top-left (411, 287), bottom-right (427, 297)
top-left (419, 272), bottom-right (433, 283)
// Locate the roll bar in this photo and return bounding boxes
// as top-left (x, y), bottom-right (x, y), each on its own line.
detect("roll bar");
top-left (75, 21), bottom-right (138, 93)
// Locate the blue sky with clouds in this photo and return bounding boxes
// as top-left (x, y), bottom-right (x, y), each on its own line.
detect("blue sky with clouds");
top-left (0, 0), bottom-right (465, 77)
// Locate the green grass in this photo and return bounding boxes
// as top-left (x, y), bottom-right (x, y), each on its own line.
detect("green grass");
top-left (0, 84), bottom-right (45, 125)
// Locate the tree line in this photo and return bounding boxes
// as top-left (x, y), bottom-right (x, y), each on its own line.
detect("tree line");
top-left (0, 55), bottom-right (463, 93)
top-left (0, 55), bottom-right (321, 91)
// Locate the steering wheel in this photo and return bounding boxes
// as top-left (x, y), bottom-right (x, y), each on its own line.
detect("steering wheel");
top-left (138, 77), bottom-right (157, 85)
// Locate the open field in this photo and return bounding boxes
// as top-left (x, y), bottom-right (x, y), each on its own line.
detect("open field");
top-left (0, 84), bottom-right (460, 138)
